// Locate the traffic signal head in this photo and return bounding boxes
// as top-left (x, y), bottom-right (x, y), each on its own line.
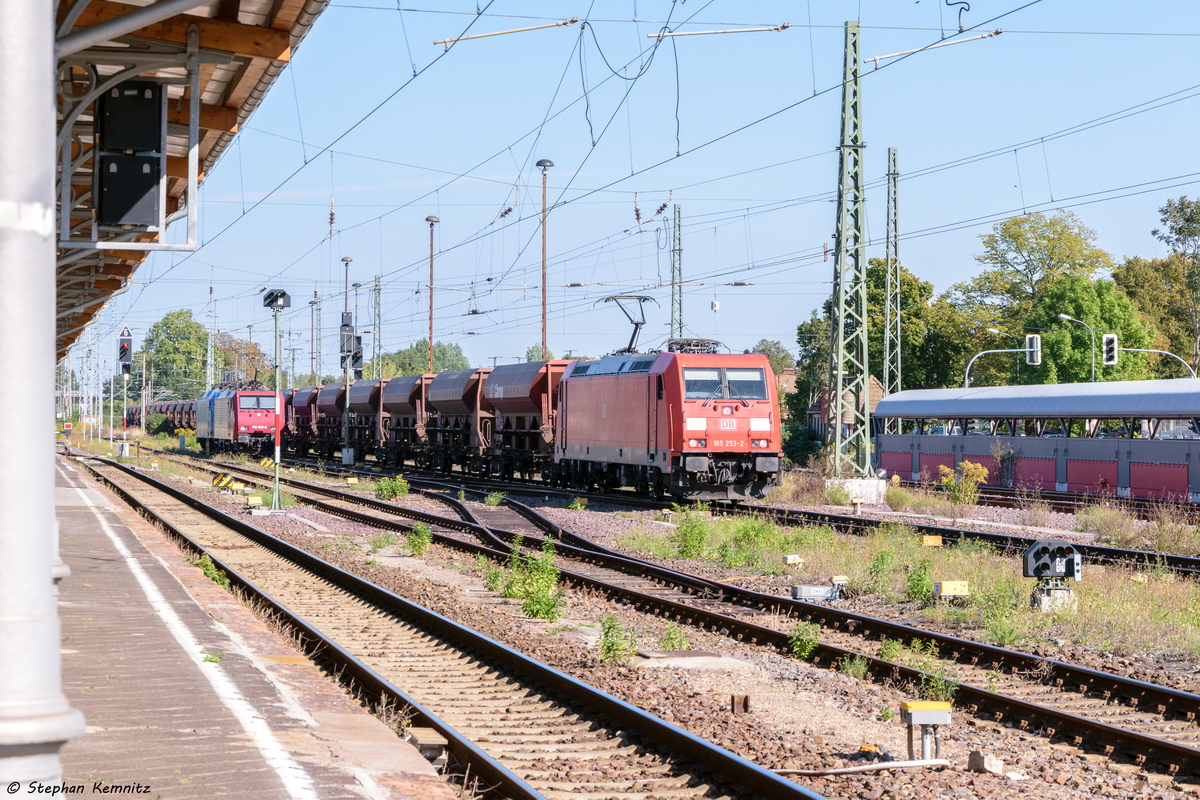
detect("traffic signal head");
top-left (1102, 333), bottom-right (1118, 366)
top-left (1025, 334), bottom-right (1041, 366)
top-left (1023, 539), bottom-right (1083, 581)
top-left (118, 337), bottom-right (132, 364)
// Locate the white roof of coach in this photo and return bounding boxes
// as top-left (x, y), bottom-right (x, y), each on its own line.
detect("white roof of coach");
top-left (874, 378), bottom-right (1200, 419)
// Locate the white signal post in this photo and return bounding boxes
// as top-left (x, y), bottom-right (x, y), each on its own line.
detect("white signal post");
top-left (264, 290), bottom-right (291, 511)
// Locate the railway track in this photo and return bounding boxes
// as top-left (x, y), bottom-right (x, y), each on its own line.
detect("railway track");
top-left (130, 452), bottom-right (1200, 780)
top-left (76, 456), bottom-right (822, 800)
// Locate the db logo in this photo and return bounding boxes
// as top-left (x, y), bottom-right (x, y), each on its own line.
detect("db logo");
top-left (719, 418), bottom-right (737, 430)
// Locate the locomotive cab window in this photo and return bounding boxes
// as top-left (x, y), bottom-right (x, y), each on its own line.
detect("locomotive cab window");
top-left (239, 396), bottom-right (277, 410)
top-left (725, 369), bottom-right (768, 400)
top-left (683, 369), bottom-right (722, 399)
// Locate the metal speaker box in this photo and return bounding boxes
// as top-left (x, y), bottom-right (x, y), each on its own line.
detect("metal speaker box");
top-left (97, 155), bottom-right (160, 225)
top-left (96, 81), bottom-right (164, 152)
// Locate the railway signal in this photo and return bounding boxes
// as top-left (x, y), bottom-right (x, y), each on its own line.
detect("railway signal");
top-left (1023, 539), bottom-right (1082, 581)
top-left (263, 289), bottom-right (290, 512)
top-left (119, 327), bottom-right (132, 375)
top-left (1025, 334), bottom-right (1041, 366)
top-left (1103, 333), bottom-right (1119, 366)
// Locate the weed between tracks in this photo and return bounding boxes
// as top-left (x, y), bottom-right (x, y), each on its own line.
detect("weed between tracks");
top-left (622, 515), bottom-right (1200, 658)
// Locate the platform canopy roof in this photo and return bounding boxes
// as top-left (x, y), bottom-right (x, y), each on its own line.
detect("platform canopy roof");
top-left (874, 378), bottom-right (1200, 420)
top-left (55, 0), bottom-right (330, 359)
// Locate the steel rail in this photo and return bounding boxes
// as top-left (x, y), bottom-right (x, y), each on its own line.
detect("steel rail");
top-left (124, 453), bottom-right (1200, 777)
top-left (78, 458), bottom-right (828, 800)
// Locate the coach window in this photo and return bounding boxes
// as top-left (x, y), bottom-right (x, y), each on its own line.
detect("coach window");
top-left (726, 368), bottom-right (768, 400)
top-left (683, 368), bottom-right (722, 399)
top-left (657, 375), bottom-right (664, 400)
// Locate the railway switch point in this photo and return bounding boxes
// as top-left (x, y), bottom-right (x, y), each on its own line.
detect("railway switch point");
top-left (900, 702), bottom-right (951, 760)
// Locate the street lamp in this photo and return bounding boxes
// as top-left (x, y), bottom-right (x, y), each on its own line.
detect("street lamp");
top-left (537, 158), bottom-right (553, 360)
top-left (426, 216), bottom-right (439, 374)
top-left (987, 328), bottom-right (1017, 340)
top-left (341, 256), bottom-right (353, 465)
top-left (1058, 313), bottom-right (1095, 382)
top-left (263, 289), bottom-right (290, 511)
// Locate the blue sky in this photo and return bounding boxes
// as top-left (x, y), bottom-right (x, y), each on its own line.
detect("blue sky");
top-left (95, 0), bottom-right (1200, 376)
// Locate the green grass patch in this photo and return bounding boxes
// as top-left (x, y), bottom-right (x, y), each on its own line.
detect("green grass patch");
top-left (657, 621), bottom-right (691, 651)
top-left (406, 523), bottom-right (433, 556)
top-left (598, 614), bottom-right (639, 665)
top-left (484, 491), bottom-right (507, 506)
top-left (189, 553), bottom-right (231, 591)
top-left (370, 531), bottom-right (398, 552)
top-left (375, 477), bottom-right (410, 500)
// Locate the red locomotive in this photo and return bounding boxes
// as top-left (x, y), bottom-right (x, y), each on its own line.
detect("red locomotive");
top-left (282, 350), bottom-right (782, 501)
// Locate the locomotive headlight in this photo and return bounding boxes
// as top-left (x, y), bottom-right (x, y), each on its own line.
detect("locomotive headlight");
top-left (688, 438), bottom-right (698, 447)
top-left (697, 439), bottom-right (706, 448)
top-left (722, 406), bottom-right (733, 415)
top-left (239, 426), bottom-right (247, 431)
top-left (752, 439), bottom-right (767, 447)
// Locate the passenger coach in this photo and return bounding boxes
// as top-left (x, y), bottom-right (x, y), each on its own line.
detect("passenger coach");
top-left (874, 378), bottom-right (1200, 501)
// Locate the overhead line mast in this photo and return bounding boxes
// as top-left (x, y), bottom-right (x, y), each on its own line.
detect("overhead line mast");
top-left (670, 204), bottom-right (683, 340)
top-left (829, 20), bottom-right (871, 476)
top-left (883, 147), bottom-right (901, 433)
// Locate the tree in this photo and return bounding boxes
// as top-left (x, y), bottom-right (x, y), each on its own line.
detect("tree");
top-left (141, 310), bottom-right (209, 399)
top-left (947, 211), bottom-right (1112, 329)
top-left (1111, 255), bottom-right (1194, 377)
top-left (1017, 276), bottom-right (1151, 385)
top-left (794, 309), bottom-right (830, 407)
top-left (213, 331), bottom-right (269, 386)
top-left (751, 339), bottom-right (794, 377)
top-left (525, 344), bottom-right (554, 362)
top-left (371, 340), bottom-right (469, 377)
top-left (1151, 197), bottom-right (1200, 368)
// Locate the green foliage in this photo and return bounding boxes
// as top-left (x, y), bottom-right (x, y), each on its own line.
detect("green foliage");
top-left (501, 538), bottom-right (563, 620)
top-left (781, 419), bottom-right (823, 466)
top-left (985, 617), bottom-right (1020, 647)
top-left (1019, 275), bottom-right (1152, 384)
top-left (145, 412), bottom-right (170, 436)
top-left (884, 485), bottom-right (912, 511)
top-left (670, 510), bottom-right (709, 558)
top-left (567, 497), bottom-right (587, 511)
top-left (190, 553), bottom-right (231, 590)
top-left (906, 559), bottom-right (934, 605)
top-left (364, 558), bottom-right (380, 566)
top-left (484, 491), bottom-right (506, 506)
top-left (371, 339), bottom-right (469, 378)
top-left (524, 343), bottom-right (554, 362)
top-left (657, 621), bottom-right (691, 651)
top-left (878, 638), bottom-right (905, 663)
top-left (825, 484), bottom-right (851, 506)
top-left (788, 621), bottom-right (820, 660)
top-left (598, 614), bottom-right (639, 665)
top-left (406, 523), bottom-right (433, 556)
top-left (864, 549), bottom-right (896, 594)
top-left (370, 531), bottom-right (398, 552)
top-left (878, 707), bottom-right (895, 722)
top-left (751, 339), bottom-right (796, 377)
top-left (937, 460), bottom-right (988, 506)
top-left (838, 654), bottom-right (869, 680)
top-left (375, 477), bottom-right (410, 500)
top-left (140, 309), bottom-right (212, 401)
top-left (476, 553), bottom-right (505, 591)
top-left (457, 489), bottom-right (466, 501)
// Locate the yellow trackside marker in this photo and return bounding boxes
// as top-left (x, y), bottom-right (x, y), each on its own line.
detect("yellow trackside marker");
top-left (230, 482), bottom-right (245, 491)
top-left (246, 496), bottom-right (262, 507)
top-left (260, 457), bottom-right (275, 468)
top-left (346, 477), bottom-right (358, 485)
top-left (212, 473), bottom-right (235, 489)
top-left (934, 580), bottom-right (969, 598)
top-left (922, 535), bottom-right (943, 547)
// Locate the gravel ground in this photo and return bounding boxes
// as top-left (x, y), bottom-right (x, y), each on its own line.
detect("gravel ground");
top-left (131, 470), bottom-right (1199, 798)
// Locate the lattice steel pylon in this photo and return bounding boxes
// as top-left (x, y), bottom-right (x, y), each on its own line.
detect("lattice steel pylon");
top-left (670, 204), bottom-right (683, 339)
top-left (829, 20), bottom-right (871, 476)
top-left (372, 275), bottom-right (382, 379)
top-left (883, 147), bottom-right (901, 433)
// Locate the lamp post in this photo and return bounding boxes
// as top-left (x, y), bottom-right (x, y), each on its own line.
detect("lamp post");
top-left (426, 216), bottom-right (439, 374)
top-left (537, 158), bottom-right (553, 360)
top-left (1058, 313), bottom-right (1095, 382)
top-left (263, 290), bottom-right (290, 511)
top-left (341, 256), bottom-right (353, 464)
